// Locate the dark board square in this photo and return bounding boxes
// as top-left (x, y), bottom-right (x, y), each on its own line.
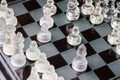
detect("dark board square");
top-left (81, 28), bottom-right (101, 41)
top-left (99, 49), bottom-right (117, 64)
top-left (94, 65), bottom-right (115, 80)
top-left (48, 54), bottom-right (67, 69)
top-left (16, 27), bottom-right (28, 38)
top-left (15, 65), bottom-right (31, 80)
top-left (23, 0), bottom-right (41, 11)
top-left (17, 13), bottom-right (34, 26)
top-left (85, 43), bottom-right (96, 57)
top-left (53, 38), bottom-right (73, 52)
top-left (59, 23), bottom-right (74, 36)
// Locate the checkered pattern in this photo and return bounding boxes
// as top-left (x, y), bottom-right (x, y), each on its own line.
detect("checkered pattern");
top-left (1, 0), bottom-right (120, 80)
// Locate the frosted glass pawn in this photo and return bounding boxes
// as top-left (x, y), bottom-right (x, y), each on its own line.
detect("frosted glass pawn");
top-left (4, 13), bottom-right (17, 26)
top-left (39, 10), bottom-right (54, 28)
top-left (37, 23), bottom-right (51, 43)
top-left (43, 0), bottom-right (57, 16)
top-left (0, 17), bottom-right (6, 47)
top-left (35, 55), bottom-right (50, 73)
top-left (11, 32), bottom-right (26, 67)
top-left (67, 26), bottom-right (82, 46)
top-left (3, 25), bottom-right (16, 56)
top-left (90, 1), bottom-right (104, 25)
top-left (110, 1), bottom-right (120, 29)
top-left (26, 41), bottom-right (41, 61)
top-left (27, 67), bottom-right (41, 80)
top-left (81, 0), bottom-right (94, 15)
top-left (72, 44), bottom-right (88, 72)
top-left (107, 29), bottom-right (120, 45)
top-left (102, 0), bottom-right (115, 22)
top-left (42, 65), bottom-right (58, 80)
top-left (66, 0), bottom-right (80, 21)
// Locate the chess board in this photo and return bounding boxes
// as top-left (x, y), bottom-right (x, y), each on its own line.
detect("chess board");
top-left (0, 0), bottom-right (120, 80)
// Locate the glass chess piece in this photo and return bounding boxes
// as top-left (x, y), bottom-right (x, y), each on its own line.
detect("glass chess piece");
top-left (39, 9), bottom-right (54, 28)
top-left (110, 1), bottom-right (120, 29)
top-left (27, 67), bottom-right (41, 80)
top-left (11, 32), bottom-right (26, 67)
top-left (3, 25), bottom-right (16, 56)
top-left (37, 23), bottom-right (52, 43)
top-left (26, 41), bottom-right (41, 61)
top-left (107, 28), bottom-right (120, 45)
top-left (35, 54), bottom-right (50, 73)
top-left (42, 65), bottom-right (58, 80)
top-left (67, 25), bottom-right (82, 46)
top-left (90, 1), bottom-right (104, 25)
top-left (72, 44), bottom-right (88, 72)
top-left (43, 0), bottom-right (57, 16)
top-left (66, 0), bottom-right (80, 21)
top-left (116, 45), bottom-right (120, 55)
top-left (4, 13), bottom-right (17, 27)
top-left (0, 17), bottom-right (6, 47)
top-left (102, 0), bottom-right (115, 22)
top-left (81, 0), bottom-right (94, 15)
top-left (0, 0), bottom-right (14, 18)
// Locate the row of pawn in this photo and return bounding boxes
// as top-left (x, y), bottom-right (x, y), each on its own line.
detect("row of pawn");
top-left (0, 0), bottom-right (17, 47)
top-left (107, 1), bottom-right (120, 56)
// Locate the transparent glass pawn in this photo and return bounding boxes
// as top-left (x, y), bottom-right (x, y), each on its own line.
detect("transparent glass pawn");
top-left (35, 54), bottom-right (50, 73)
top-left (37, 23), bottom-right (52, 43)
top-left (27, 67), bottom-right (41, 80)
top-left (66, 0), bottom-right (80, 21)
top-left (72, 44), bottom-right (88, 72)
top-left (42, 65), bottom-right (58, 80)
top-left (110, 1), bottom-right (120, 29)
top-left (0, 0), bottom-right (14, 18)
top-left (39, 9), bottom-right (54, 28)
top-left (116, 45), bottom-right (120, 55)
top-left (43, 0), bottom-right (57, 16)
top-left (67, 26), bottom-right (82, 46)
top-left (81, 0), bottom-right (94, 15)
top-left (0, 17), bottom-right (6, 47)
top-left (3, 25), bottom-right (16, 56)
top-left (90, 1), bottom-right (104, 25)
top-left (107, 28), bottom-right (120, 45)
top-left (26, 41), bottom-right (41, 61)
top-left (102, 0), bottom-right (115, 22)
top-left (4, 13), bottom-right (17, 27)
top-left (11, 32), bottom-right (26, 67)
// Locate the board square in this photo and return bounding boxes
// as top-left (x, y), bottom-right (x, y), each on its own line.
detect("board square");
top-left (23, 0), bottom-right (41, 11)
top-left (48, 54), bottom-right (67, 69)
top-left (59, 23), bottom-right (74, 36)
top-left (99, 49), bottom-right (118, 64)
top-left (17, 13), bottom-right (34, 26)
top-left (53, 38), bottom-right (73, 52)
top-left (94, 65), bottom-right (115, 80)
top-left (81, 28), bottom-right (101, 41)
